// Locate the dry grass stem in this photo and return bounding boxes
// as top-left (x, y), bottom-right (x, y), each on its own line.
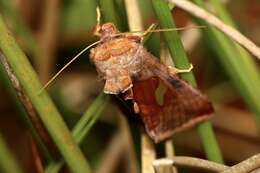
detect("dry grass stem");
top-left (95, 132), bottom-right (125, 173)
top-left (180, 22), bottom-right (201, 52)
top-left (124, 0), bottom-right (144, 31)
top-left (165, 141), bottom-right (178, 173)
top-left (160, 41), bottom-right (174, 66)
top-left (95, 114), bottom-right (138, 173)
top-left (153, 157), bottom-right (226, 172)
top-left (141, 134), bottom-right (156, 173)
top-left (38, 0), bottom-right (60, 82)
top-left (221, 154), bottom-right (260, 173)
top-left (167, 0), bottom-right (260, 60)
top-left (180, 0), bottom-right (229, 52)
top-left (119, 116), bottom-right (139, 173)
top-left (124, 0), bottom-right (156, 173)
top-left (0, 54), bottom-right (57, 156)
top-left (153, 154), bottom-right (260, 173)
top-left (153, 159), bottom-right (174, 173)
top-left (30, 138), bottom-right (44, 173)
top-left (160, 42), bottom-right (177, 173)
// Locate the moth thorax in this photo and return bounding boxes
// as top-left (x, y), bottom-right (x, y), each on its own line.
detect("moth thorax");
top-left (100, 22), bottom-right (119, 41)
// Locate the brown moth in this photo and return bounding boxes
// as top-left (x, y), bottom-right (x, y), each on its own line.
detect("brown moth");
top-left (89, 22), bottom-right (213, 143)
top-left (40, 8), bottom-right (213, 143)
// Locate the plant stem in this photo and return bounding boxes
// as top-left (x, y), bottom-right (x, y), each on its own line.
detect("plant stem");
top-left (192, 0), bottom-right (260, 122)
top-left (167, 0), bottom-right (260, 60)
top-left (0, 15), bottom-right (91, 173)
top-left (99, 0), bottom-right (122, 30)
top-left (45, 93), bottom-right (110, 173)
top-left (151, 0), bottom-right (223, 163)
top-left (0, 54), bottom-right (53, 162)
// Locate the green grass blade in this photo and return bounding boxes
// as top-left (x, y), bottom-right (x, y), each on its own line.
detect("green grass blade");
top-left (62, 1), bottom-right (97, 33)
top-left (0, 132), bottom-right (24, 173)
top-left (0, 15), bottom-right (91, 173)
top-left (151, 0), bottom-right (223, 163)
top-left (0, 0), bottom-right (54, 161)
top-left (193, 0), bottom-right (260, 121)
top-left (72, 93), bottom-right (110, 143)
top-left (45, 1), bottom-right (115, 171)
top-left (208, 0), bottom-right (260, 88)
top-left (45, 93), bottom-right (110, 173)
top-left (152, 1), bottom-right (196, 83)
top-left (99, 0), bottom-right (123, 30)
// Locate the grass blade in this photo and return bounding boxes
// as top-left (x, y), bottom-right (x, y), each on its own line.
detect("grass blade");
top-left (193, 0), bottom-right (260, 122)
top-left (0, 54), bottom-right (53, 162)
top-left (45, 93), bottom-right (110, 173)
top-left (0, 15), bottom-right (91, 173)
top-left (99, 0), bottom-right (123, 30)
top-left (151, 0), bottom-right (223, 163)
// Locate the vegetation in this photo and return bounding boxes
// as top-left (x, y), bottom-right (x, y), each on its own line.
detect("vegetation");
top-left (0, 0), bottom-right (259, 172)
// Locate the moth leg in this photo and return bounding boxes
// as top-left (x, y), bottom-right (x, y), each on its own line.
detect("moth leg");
top-left (123, 24), bottom-right (156, 43)
top-left (168, 64), bottom-right (193, 74)
top-left (122, 89), bottom-right (140, 114)
top-left (140, 23), bottom-right (156, 42)
top-left (104, 78), bottom-right (119, 94)
top-left (133, 101), bottom-right (140, 113)
top-left (118, 74), bottom-right (133, 93)
top-left (94, 7), bottom-right (102, 36)
top-left (123, 88), bottom-right (133, 100)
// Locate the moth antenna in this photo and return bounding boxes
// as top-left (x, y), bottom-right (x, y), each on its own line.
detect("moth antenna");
top-left (38, 40), bottom-right (101, 94)
top-left (112, 25), bottom-right (206, 37)
top-left (142, 25), bottom-right (206, 34)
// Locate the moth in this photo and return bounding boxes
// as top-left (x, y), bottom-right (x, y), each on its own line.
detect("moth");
top-left (89, 23), bottom-right (213, 142)
top-left (42, 9), bottom-right (213, 143)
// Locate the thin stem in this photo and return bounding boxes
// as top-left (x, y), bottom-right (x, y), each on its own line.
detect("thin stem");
top-left (221, 154), bottom-right (260, 173)
top-left (37, 0), bottom-right (60, 82)
top-left (0, 54), bottom-right (58, 158)
top-left (95, 131), bottom-right (125, 173)
top-left (0, 54), bottom-right (53, 162)
top-left (45, 93), bottom-right (110, 173)
top-left (124, 1), bottom-right (157, 173)
top-left (153, 159), bottom-right (174, 173)
top-left (0, 15), bottom-right (91, 173)
top-left (154, 154), bottom-right (260, 173)
top-left (151, 0), bottom-right (223, 163)
top-left (154, 156), bottom-right (227, 172)
top-left (192, 0), bottom-right (260, 123)
top-left (160, 42), bottom-right (177, 173)
top-left (99, 0), bottom-right (122, 30)
top-left (167, 0), bottom-right (260, 60)
top-left (141, 134), bottom-right (156, 173)
top-left (207, 0), bottom-right (260, 121)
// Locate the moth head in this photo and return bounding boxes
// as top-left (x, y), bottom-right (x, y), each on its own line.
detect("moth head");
top-left (100, 22), bottom-right (119, 41)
